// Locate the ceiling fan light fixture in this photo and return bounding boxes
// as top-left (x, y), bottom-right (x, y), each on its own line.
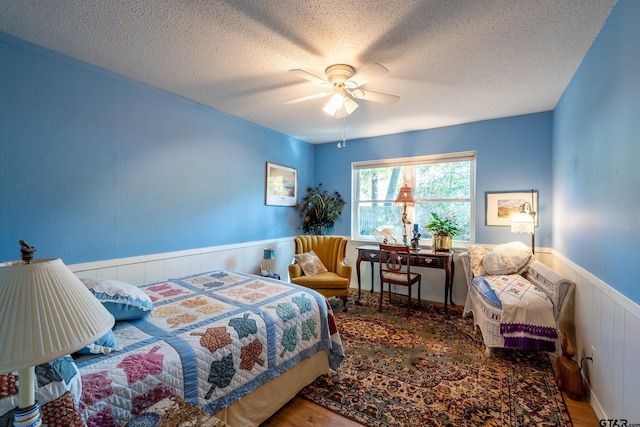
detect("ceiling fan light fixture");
top-left (343, 97), bottom-right (359, 115)
top-left (323, 92), bottom-right (345, 116)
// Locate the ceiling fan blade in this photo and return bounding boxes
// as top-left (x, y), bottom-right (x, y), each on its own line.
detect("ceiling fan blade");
top-left (351, 89), bottom-right (399, 105)
top-left (345, 63), bottom-right (389, 88)
top-left (289, 69), bottom-right (331, 86)
top-left (283, 91), bottom-right (331, 104)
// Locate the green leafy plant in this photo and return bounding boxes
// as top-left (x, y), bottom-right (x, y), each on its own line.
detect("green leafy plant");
top-left (298, 183), bottom-right (346, 235)
top-left (426, 212), bottom-right (461, 237)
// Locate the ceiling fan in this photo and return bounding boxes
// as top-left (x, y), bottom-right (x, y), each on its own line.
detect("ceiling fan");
top-left (283, 63), bottom-right (399, 118)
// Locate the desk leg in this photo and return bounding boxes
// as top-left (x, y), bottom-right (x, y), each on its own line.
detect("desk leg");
top-left (356, 252), bottom-right (364, 305)
top-left (443, 255), bottom-right (454, 315)
top-left (369, 261), bottom-right (375, 293)
top-left (449, 257), bottom-right (455, 306)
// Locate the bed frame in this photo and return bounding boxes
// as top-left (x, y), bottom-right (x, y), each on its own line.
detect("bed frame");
top-left (459, 253), bottom-right (575, 357)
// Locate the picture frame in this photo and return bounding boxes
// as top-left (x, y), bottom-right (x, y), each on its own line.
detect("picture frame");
top-left (265, 162), bottom-right (297, 206)
top-left (485, 191), bottom-right (538, 226)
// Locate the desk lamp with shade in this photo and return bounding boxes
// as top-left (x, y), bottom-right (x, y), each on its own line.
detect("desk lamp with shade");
top-left (395, 185), bottom-right (415, 246)
top-left (510, 190), bottom-right (537, 254)
top-left (0, 241), bottom-right (115, 427)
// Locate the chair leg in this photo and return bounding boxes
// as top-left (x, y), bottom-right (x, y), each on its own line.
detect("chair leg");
top-left (407, 288), bottom-right (411, 315)
top-left (379, 282), bottom-right (384, 312)
top-left (340, 295), bottom-right (348, 312)
top-left (417, 279), bottom-right (422, 307)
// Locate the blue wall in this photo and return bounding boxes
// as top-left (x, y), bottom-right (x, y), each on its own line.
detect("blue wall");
top-left (314, 112), bottom-right (554, 247)
top-left (553, 0), bottom-right (640, 305)
top-left (3, 0), bottom-right (637, 308)
top-left (0, 33), bottom-right (313, 264)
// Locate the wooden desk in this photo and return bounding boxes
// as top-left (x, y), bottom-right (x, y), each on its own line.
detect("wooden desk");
top-left (356, 245), bottom-right (455, 313)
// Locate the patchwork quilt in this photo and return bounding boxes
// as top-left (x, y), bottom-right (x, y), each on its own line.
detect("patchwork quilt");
top-left (74, 270), bottom-right (344, 426)
top-left (484, 274), bottom-right (558, 352)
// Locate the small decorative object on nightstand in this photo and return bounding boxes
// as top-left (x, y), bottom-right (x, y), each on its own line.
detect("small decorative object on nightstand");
top-left (261, 247), bottom-right (278, 279)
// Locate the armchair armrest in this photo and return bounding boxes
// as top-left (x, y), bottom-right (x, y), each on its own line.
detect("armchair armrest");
top-left (336, 262), bottom-right (352, 281)
top-left (288, 263), bottom-right (303, 280)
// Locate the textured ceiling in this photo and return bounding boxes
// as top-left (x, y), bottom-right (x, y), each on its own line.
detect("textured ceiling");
top-left (0, 0), bottom-right (616, 144)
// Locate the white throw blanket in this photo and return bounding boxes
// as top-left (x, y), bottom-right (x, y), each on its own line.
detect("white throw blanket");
top-left (484, 274), bottom-right (558, 352)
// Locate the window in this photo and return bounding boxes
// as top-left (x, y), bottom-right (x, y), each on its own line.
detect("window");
top-left (351, 152), bottom-right (475, 245)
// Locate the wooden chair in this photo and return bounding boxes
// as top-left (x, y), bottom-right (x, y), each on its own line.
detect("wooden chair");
top-left (379, 244), bottom-right (421, 314)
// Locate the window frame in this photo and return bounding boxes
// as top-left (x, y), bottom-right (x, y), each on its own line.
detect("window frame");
top-left (351, 151), bottom-right (476, 246)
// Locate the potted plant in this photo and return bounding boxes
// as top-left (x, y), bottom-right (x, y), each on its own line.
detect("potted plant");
top-left (298, 183), bottom-right (346, 235)
top-left (426, 212), bottom-right (460, 252)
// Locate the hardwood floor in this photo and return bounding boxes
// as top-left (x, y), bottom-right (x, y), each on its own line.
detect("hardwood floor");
top-left (261, 390), bottom-right (600, 426)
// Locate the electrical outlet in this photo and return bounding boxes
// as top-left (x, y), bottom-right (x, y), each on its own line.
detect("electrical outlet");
top-left (591, 345), bottom-right (596, 367)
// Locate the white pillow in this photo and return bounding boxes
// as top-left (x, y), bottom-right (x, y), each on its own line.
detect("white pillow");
top-left (467, 245), bottom-right (487, 277)
top-left (293, 250), bottom-right (328, 276)
top-left (483, 241), bottom-right (533, 275)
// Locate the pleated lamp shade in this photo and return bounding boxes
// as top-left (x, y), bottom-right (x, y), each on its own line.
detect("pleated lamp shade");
top-left (0, 258), bottom-right (115, 374)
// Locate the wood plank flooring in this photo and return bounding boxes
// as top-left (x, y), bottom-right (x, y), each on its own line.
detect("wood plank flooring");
top-left (262, 393), bottom-right (600, 426)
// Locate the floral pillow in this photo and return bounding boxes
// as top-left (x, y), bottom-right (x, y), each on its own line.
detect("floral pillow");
top-left (293, 250), bottom-right (328, 276)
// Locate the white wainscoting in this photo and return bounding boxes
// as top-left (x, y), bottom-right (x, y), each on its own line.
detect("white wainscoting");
top-left (546, 250), bottom-right (640, 422)
top-left (70, 237), bottom-right (296, 284)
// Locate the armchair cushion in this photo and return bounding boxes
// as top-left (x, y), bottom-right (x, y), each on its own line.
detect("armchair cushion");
top-left (292, 272), bottom-right (350, 289)
top-left (293, 250), bottom-right (328, 276)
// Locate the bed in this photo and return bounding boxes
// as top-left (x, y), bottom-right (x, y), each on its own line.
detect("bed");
top-left (72, 269), bottom-right (344, 426)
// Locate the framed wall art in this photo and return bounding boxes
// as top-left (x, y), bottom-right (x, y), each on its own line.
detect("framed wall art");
top-left (265, 162), bottom-right (297, 206)
top-left (485, 191), bottom-right (538, 226)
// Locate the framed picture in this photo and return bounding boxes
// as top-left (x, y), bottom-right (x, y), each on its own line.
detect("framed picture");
top-left (265, 162), bottom-right (297, 206)
top-left (485, 191), bottom-right (538, 226)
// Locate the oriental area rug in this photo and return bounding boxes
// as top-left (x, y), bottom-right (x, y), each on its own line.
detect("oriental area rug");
top-left (299, 289), bottom-right (572, 427)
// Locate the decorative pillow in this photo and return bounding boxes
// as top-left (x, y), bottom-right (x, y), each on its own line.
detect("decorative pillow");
top-left (483, 241), bottom-right (533, 275)
top-left (80, 278), bottom-right (153, 321)
top-left (75, 330), bottom-right (118, 355)
top-left (0, 356), bottom-right (82, 424)
top-left (293, 250), bottom-right (328, 276)
top-left (0, 392), bottom-right (84, 427)
top-left (467, 245), bottom-right (487, 277)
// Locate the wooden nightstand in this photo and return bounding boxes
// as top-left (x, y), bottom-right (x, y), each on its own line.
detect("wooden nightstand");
top-left (123, 395), bottom-right (230, 427)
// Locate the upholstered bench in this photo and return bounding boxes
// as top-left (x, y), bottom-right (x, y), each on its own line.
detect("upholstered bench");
top-left (123, 395), bottom-right (230, 427)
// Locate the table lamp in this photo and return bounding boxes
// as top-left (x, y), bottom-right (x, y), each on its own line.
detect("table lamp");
top-left (0, 241), bottom-right (115, 426)
top-left (511, 190), bottom-right (536, 254)
top-left (395, 185), bottom-right (415, 246)
top-left (263, 247), bottom-right (275, 275)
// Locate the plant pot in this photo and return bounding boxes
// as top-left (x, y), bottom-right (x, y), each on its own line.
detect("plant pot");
top-left (433, 234), bottom-right (452, 252)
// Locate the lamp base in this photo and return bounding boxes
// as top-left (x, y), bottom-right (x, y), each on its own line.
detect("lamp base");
top-left (14, 401), bottom-right (42, 427)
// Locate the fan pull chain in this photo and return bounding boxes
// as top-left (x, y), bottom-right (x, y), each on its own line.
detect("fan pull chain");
top-left (337, 116), bottom-right (347, 148)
